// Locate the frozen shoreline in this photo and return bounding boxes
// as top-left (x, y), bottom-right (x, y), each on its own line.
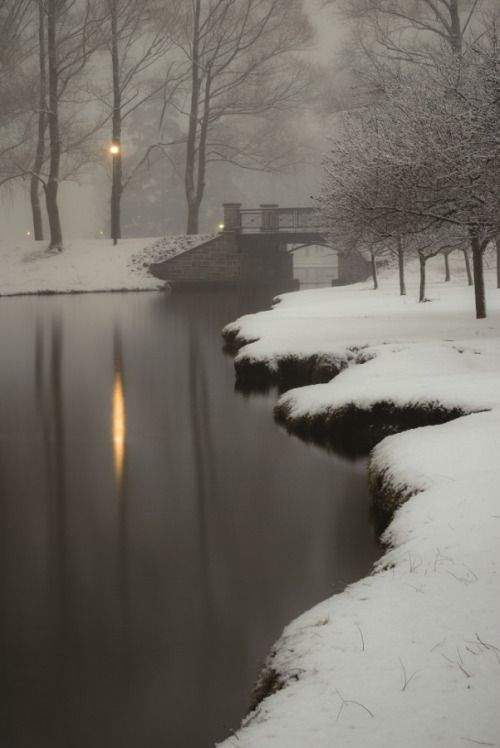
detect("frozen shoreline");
top-left (218, 257), bottom-right (500, 748)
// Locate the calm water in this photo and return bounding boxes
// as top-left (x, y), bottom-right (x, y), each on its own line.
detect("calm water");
top-left (0, 289), bottom-right (379, 748)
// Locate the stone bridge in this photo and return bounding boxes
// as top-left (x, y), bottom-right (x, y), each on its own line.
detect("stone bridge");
top-left (149, 203), bottom-right (370, 287)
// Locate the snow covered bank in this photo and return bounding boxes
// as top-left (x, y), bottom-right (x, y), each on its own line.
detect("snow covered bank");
top-left (275, 342), bottom-right (496, 460)
top-left (218, 258), bottom-right (500, 748)
top-left (0, 234), bottom-right (214, 296)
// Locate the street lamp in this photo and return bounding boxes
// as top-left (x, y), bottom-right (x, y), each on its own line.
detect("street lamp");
top-left (109, 142), bottom-right (121, 245)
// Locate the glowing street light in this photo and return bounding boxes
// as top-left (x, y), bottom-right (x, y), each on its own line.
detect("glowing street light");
top-left (109, 141), bottom-right (121, 244)
top-left (218, 223), bottom-right (225, 231)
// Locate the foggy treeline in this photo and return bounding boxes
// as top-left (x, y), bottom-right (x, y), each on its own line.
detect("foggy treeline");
top-left (0, 0), bottom-right (319, 246)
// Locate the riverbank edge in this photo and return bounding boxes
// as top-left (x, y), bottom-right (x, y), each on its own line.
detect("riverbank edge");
top-left (221, 324), bottom-right (497, 739)
top-left (0, 286), bottom-right (167, 298)
top-left (222, 327), bottom-right (352, 392)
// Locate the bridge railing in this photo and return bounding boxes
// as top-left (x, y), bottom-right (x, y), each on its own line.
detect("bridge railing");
top-left (238, 207), bottom-right (322, 234)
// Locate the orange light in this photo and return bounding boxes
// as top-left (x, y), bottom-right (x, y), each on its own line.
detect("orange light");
top-left (109, 143), bottom-right (120, 156)
top-left (113, 370), bottom-right (126, 483)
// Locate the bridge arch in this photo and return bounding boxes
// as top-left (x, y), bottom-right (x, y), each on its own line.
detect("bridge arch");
top-left (288, 242), bottom-right (339, 287)
top-left (285, 242), bottom-right (334, 253)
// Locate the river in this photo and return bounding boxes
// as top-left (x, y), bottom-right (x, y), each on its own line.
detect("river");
top-left (0, 288), bottom-right (380, 748)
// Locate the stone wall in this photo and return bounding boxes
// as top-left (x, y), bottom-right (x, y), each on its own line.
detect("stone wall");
top-left (149, 234), bottom-right (295, 286)
top-left (150, 235), bottom-right (242, 283)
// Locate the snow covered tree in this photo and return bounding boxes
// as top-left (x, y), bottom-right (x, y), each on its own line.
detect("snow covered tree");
top-left (320, 44), bottom-right (500, 317)
top-left (319, 108), bottom-right (412, 296)
top-left (380, 50), bottom-right (500, 317)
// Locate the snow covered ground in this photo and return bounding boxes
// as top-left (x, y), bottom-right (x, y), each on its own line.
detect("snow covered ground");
top-left (219, 255), bottom-right (500, 748)
top-left (0, 234), bottom-right (213, 296)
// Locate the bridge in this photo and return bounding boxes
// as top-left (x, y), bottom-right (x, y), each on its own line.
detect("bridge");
top-left (149, 203), bottom-right (369, 287)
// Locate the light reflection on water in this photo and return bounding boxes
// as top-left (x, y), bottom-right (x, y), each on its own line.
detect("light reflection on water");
top-left (112, 336), bottom-right (126, 486)
top-left (0, 289), bottom-right (380, 748)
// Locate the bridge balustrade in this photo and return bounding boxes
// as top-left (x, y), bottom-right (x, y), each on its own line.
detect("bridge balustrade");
top-left (238, 207), bottom-right (322, 234)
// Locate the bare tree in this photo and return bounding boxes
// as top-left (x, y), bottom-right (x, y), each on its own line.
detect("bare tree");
top-left (331, 0), bottom-right (486, 61)
top-left (100, 0), bottom-right (181, 243)
top-left (159, 0), bottom-right (313, 234)
top-left (0, 1), bottom-right (34, 189)
top-left (31, 0), bottom-right (47, 240)
top-left (43, 0), bottom-right (104, 251)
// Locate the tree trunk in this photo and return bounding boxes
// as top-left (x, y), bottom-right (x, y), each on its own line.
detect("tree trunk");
top-left (31, 176), bottom-right (44, 241)
top-left (186, 199), bottom-right (200, 235)
top-left (370, 249), bottom-right (378, 290)
top-left (443, 251), bottom-right (451, 282)
top-left (448, 0), bottom-right (462, 54)
top-left (31, 0), bottom-right (47, 241)
top-left (470, 236), bottom-right (486, 319)
top-left (496, 237), bottom-right (500, 290)
top-left (110, 0), bottom-right (122, 243)
top-left (184, 0), bottom-right (201, 235)
top-left (46, 0), bottom-right (63, 251)
top-left (190, 64), bottom-right (212, 237)
top-left (418, 252), bottom-right (426, 302)
top-left (463, 246), bottom-right (473, 286)
top-left (397, 235), bottom-right (405, 295)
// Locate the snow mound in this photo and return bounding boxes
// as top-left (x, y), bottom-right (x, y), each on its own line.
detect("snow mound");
top-left (218, 257), bottom-right (500, 748)
top-left (129, 233), bottom-right (216, 272)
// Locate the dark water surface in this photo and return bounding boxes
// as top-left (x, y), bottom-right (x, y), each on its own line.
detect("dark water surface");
top-left (0, 289), bottom-right (380, 748)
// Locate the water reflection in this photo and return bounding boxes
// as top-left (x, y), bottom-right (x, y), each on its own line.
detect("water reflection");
top-left (113, 329), bottom-right (127, 487)
top-left (0, 290), bottom-right (380, 748)
top-left (188, 321), bottom-right (216, 626)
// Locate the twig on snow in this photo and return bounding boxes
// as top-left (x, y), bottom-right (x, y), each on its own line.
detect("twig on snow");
top-left (398, 657), bottom-right (418, 691)
top-left (335, 689), bottom-right (374, 721)
top-left (355, 622), bottom-right (365, 652)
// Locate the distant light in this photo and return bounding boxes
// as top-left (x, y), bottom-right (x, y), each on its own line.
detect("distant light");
top-left (99, 230), bottom-right (104, 236)
top-left (218, 223), bottom-right (225, 231)
top-left (109, 143), bottom-right (120, 156)
top-left (26, 230), bottom-right (31, 237)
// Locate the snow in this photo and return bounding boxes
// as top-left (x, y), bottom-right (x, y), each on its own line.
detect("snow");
top-left (218, 255), bottom-right (500, 748)
top-left (0, 234), bottom-right (214, 296)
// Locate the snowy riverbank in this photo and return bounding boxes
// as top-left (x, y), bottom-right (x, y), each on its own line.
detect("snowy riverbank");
top-left (0, 235), bottom-right (213, 296)
top-left (219, 256), bottom-right (500, 748)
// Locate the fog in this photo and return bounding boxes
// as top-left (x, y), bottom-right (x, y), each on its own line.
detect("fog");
top-left (0, 0), bottom-right (345, 242)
